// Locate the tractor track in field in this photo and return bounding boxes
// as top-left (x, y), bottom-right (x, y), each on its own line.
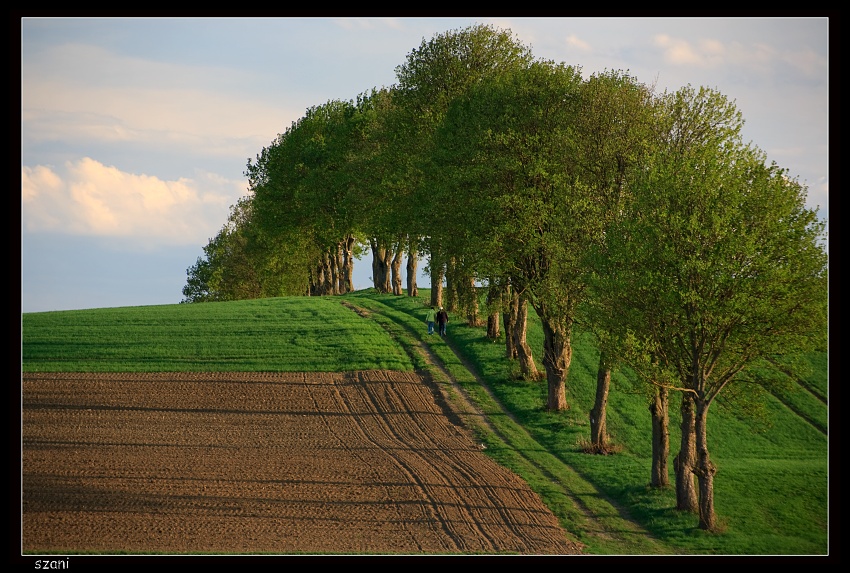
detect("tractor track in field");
top-left (22, 368), bottom-right (582, 555)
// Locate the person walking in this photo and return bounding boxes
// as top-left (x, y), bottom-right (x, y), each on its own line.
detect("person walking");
top-left (425, 306), bottom-right (436, 335)
top-left (436, 306), bottom-right (448, 337)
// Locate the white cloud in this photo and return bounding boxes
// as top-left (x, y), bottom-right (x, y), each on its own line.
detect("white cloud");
top-left (653, 34), bottom-right (710, 67)
top-left (22, 158), bottom-right (246, 249)
top-left (565, 34), bottom-right (591, 52)
top-left (650, 30), bottom-right (828, 86)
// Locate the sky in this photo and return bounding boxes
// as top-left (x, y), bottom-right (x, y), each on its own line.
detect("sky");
top-left (20, 16), bottom-right (831, 314)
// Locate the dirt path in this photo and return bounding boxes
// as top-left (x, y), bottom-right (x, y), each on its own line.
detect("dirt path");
top-left (22, 371), bottom-right (583, 555)
top-left (340, 298), bottom-right (664, 554)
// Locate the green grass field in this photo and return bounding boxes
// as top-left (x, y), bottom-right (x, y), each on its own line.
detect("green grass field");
top-left (21, 297), bottom-right (413, 372)
top-left (21, 290), bottom-right (829, 556)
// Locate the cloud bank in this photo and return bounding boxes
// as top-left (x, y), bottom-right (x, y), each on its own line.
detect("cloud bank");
top-left (22, 158), bottom-right (247, 250)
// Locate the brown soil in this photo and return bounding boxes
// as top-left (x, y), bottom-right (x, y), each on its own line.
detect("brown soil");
top-left (22, 371), bottom-right (583, 555)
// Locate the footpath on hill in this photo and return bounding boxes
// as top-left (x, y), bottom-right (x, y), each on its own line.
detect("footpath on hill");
top-left (340, 297), bottom-right (672, 556)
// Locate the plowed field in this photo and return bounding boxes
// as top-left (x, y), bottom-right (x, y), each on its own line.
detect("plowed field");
top-left (22, 371), bottom-right (583, 555)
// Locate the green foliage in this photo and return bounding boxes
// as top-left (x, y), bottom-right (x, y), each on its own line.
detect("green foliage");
top-left (394, 23), bottom-right (535, 131)
top-left (596, 87), bottom-right (828, 401)
top-left (182, 196), bottom-right (313, 303)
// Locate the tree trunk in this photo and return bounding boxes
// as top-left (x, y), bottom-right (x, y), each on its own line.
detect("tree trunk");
top-left (370, 239), bottom-right (392, 293)
top-left (312, 260), bottom-right (325, 296)
top-left (430, 260), bottom-right (444, 309)
top-left (513, 295), bottom-right (538, 380)
top-left (306, 266), bottom-right (315, 296)
top-left (503, 287), bottom-right (518, 360)
top-left (674, 393), bottom-right (699, 512)
top-left (406, 246), bottom-right (418, 297)
top-left (322, 251), bottom-right (333, 295)
top-left (444, 258), bottom-right (459, 312)
top-left (329, 248), bottom-right (341, 295)
top-left (370, 239), bottom-right (382, 291)
top-left (464, 277), bottom-right (480, 326)
top-left (536, 306), bottom-right (571, 411)
top-left (332, 244), bottom-right (342, 294)
top-left (335, 243), bottom-right (346, 294)
top-left (341, 235), bottom-right (355, 293)
top-left (486, 283), bottom-right (500, 340)
top-left (391, 245), bottom-right (404, 295)
top-left (694, 397), bottom-right (718, 531)
top-left (589, 351), bottom-right (611, 450)
top-left (649, 385), bottom-right (670, 488)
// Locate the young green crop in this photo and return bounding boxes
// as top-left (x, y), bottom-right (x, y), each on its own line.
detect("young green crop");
top-left (22, 297), bottom-right (413, 373)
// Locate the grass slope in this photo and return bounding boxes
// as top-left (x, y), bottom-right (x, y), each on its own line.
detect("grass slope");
top-left (21, 290), bottom-right (829, 556)
top-left (22, 297), bottom-right (413, 372)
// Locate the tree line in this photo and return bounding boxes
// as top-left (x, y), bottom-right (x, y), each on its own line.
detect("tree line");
top-left (182, 24), bottom-right (828, 532)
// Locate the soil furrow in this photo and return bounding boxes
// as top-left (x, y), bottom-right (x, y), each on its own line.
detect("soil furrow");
top-left (22, 370), bottom-right (582, 554)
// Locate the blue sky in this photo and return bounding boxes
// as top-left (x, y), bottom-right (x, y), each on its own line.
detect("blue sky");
top-left (21, 17), bottom-right (830, 313)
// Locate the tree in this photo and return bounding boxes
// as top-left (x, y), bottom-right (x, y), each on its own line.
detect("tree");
top-left (247, 99), bottom-right (368, 296)
top-left (595, 86), bottom-right (828, 530)
top-left (588, 349), bottom-right (612, 453)
top-left (394, 24), bottom-right (535, 301)
top-left (182, 253), bottom-right (213, 303)
top-left (430, 63), bottom-right (657, 413)
top-left (181, 196), bottom-right (313, 303)
top-left (340, 87), bottom-right (417, 295)
top-left (649, 385), bottom-right (671, 489)
top-left (429, 60), bottom-right (591, 410)
top-left (504, 284), bottom-right (539, 380)
top-left (571, 70), bottom-right (657, 446)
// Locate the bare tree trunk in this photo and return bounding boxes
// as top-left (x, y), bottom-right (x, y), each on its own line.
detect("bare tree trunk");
top-left (535, 305), bottom-right (571, 412)
top-left (370, 239), bottom-right (383, 291)
top-left (503, 286), bottom-right (518, 360)
top-left (330, 248), bottom-right (341, 295)
top-left (430, 259), bottom-right (444, 308)
top-left (463, 277), bottom-right (480, 326)
top-left (650, 385), bottom-right (670, 488)
top-left (486, 282), bottom-right (500, 340)
top-left (370, 239), bottom-right (392, 293)
top-left (589, 351), bottom-right (611, 450)
top-left (322, 251), bottom-right (333, 295)
top-left (513, 295), bottom-right (538, 380)
top-left (312, 259), bottom-right (325, 296)
top-left (694, 398), bottom-right (718, 531)
top-left (674, 393), bottom-right (699, 512)
top-left (406, 246), bottom-right (418, 297)
top-left (444, 258), bottom-right (459, 312)
top-left (391, 245), bottom-right (404, 295)
top-left (382, 249), bottom-right (392, 293)
top-left (341, 235), bottom-right (355, 293)
top-left (306, 264), bottom-right (316, 296)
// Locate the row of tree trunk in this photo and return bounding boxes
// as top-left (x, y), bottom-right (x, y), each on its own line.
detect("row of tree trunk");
top-left (365, 245), bottom-right (703, 517)
top-left (308, 236), bottom-right (357, 296)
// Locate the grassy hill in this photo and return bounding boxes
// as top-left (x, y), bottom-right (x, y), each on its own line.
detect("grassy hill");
top-left (21, 289), bottom-right (829, 556)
